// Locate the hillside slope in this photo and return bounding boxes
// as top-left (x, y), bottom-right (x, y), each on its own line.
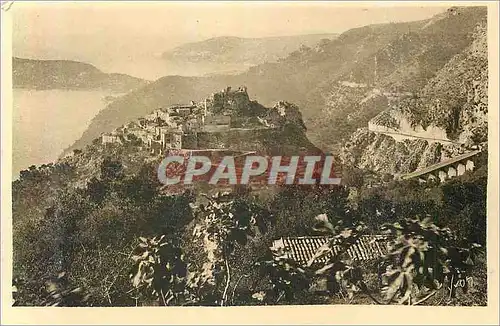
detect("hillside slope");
top-left (53, 88), bottom-right (322, 189)
top-left (65, 6), bottom-right (486, 155)
top-left (13, 57), bottom-right (148, 93)
top-left (341, 19), bottom-right (487, 175)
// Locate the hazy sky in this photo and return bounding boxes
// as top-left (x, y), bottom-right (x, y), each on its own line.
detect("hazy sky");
top-left (12, 2), bottom-right (448, 78)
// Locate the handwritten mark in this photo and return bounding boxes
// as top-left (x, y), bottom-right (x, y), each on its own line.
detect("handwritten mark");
top-left (1, 1), bottom-right (14, 12)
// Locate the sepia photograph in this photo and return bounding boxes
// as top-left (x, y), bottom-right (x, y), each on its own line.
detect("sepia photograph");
top-left (1, 1), bottom-right (499, 324)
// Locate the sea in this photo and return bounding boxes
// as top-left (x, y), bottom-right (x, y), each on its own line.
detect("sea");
top-left (12, 89), bottom-right (118, 178)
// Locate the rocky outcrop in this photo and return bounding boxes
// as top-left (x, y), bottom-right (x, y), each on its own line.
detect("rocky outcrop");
top-left (342, 18), bottom-right (487, 176)
top-left (377, 20), bottom-right (487, 144)
top-left (341, 128), bottom-right (467, 175)
top-left (368, 109), bottom-right (453, 143)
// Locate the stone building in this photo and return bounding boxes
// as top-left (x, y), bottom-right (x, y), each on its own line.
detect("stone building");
top-left (169, 104), bottom-right (196, 117)
top-left (203, 114), bottom-right (231, 132)
top-left (170, 128), bottom-right (183, 149)
top-left (101, 132), bottom-right (122, 145)
top-left (183, 118), bottom-right (202, 133)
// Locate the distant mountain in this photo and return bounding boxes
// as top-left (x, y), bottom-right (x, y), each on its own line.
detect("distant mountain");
top-left (65, 6), bottom-right (486, 155)
top-left (13, 57), bottom-right (149, 93)
top-left (162, 34), bottom-right (338, 74)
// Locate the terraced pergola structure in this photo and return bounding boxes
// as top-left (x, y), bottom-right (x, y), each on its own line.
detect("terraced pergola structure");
top-left (270, 235), bottom-right (391, 266)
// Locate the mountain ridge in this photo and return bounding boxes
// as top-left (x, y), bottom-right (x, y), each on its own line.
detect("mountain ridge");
top-left (13, 57), bottom-right (149, 93)
top-left (162, 33), bottom-right (338, 69)
top-left (64, 6), bottom-right (487, 156)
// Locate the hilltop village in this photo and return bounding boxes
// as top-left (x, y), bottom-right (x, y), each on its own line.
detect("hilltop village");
top-left (100, 86), bottom-right (303, 155)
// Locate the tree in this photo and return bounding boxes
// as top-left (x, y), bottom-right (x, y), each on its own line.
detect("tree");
top-left (130, 235), bottom-right (187, 306)
top-left (86, 177), bottom-right (107, 204)
top-left (187, 192), bottom-right (272, 306)
top-left (100, 157), bottom-right (124, 182)
top-left (342, 167), bottom-right (365, 188)
top-left (380, 216), bottom-right (481, 304)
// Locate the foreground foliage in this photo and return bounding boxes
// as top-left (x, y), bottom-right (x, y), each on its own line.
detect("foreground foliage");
top-left (12, 156), bottom-right (487, 306)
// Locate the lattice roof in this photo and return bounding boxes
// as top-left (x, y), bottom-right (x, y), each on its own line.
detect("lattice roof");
top-left (271, 235), bottom-right (390, 266)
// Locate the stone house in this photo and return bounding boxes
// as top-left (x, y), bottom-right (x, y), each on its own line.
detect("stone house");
top-left (183, 118), bottom-right (202, 133)
top-left (149, 140), bottom-right (163, 155)
top-left (203, 114), bottom-right (231, 132)
top-left (169, 104), bottom-right (195, 118)
top-left (101, 132), bottom-right (122, 145)
top-left (157, 127), bottom-right (183, 151)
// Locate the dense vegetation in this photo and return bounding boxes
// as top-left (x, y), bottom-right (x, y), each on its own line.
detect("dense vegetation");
top-left (12, 151), bottom-right (487, 306)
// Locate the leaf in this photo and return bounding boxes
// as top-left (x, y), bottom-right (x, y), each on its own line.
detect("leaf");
top-left (313, 214), bottom-right (335, 234)
top-left (131, 254), bottom-right (143, 262)
top-left (419, 250), bottom-right (425, 266)
top-left (307, 242), bottom-right (332, 267)
top-left (422, 216), bottom-right (432, 225)
top-left (132, 262), bottom-right (145, 287)
top-left (315, 263), bottom-right (334, 275)
top-left (340, 229), bottom-right (353, 238)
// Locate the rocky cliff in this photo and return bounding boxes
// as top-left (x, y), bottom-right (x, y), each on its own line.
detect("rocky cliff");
top-left (341, 128), bottom-right (469, 175)
top-left (314, 7), bottom-right (487, 150)
top-left (341, 19), bottom-right (487, 176)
